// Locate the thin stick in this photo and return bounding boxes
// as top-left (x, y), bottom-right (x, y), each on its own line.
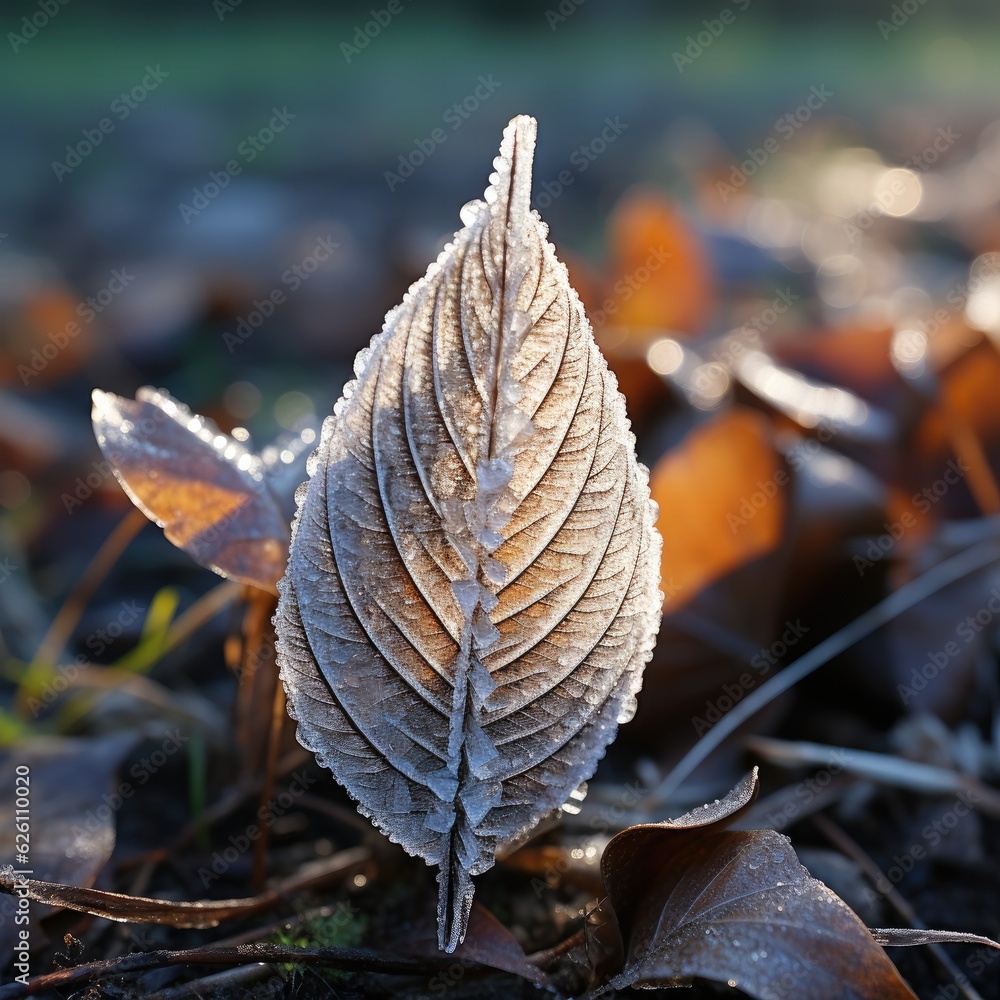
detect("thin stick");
top-left (232, 603), bottom-right (256, 770)
top-left (55, 580), bottom-right (241, 736)
top-left (145, 964), bottom-right (277, 1000)
top-left (114, 748), bottom-right (310, 869)
top-left (26, 585), bottom-right (238, 733)
top-left (234, 588), bottom-right (274, 775)
top-left (22, 508), bottom-right (146, 703)
top-left (0, 847), bottom-right (369, 928)
top-left (253, 674), bottom-right (286, 890)
top-left (51, 666), bottom-right (221, 733)
top-left (161, 580), bottom-right (242, 660)
top-left (747, 735), bottom-right (1000, 816)
top-left (643, 538), bottom-right (1000, 809)
top-left (742, 775), bottom-right (852, 831)
top-left (293, 792), bottom-right (379, 838)
top-left (142, 900), bottom-right (377, 997)
top-left (527, 925), bottom-right (587, 967)
top-left (812, 813), bottom-right (985, 1000)
top-left (0, 942), bottom-right (457, 1000)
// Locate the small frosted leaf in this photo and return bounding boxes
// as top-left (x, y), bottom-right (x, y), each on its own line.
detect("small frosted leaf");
top-left (91, 387), bottom-right (307, 594)
top-left (274, 114), bottom-right (663, 951)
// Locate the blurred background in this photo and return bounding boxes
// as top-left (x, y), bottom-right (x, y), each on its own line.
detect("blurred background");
top-left (5, 0), bottom-right (1000, 760)
top-left (3, 0), bottom-right (1000, 702)
top-left (5, 2), bottom-right (1000, 995)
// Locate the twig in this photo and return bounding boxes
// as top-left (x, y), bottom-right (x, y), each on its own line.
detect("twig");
top-left (747, 735), bottom-right (1000, 816)
top-left (293, 792), bottom-right (379, 838)
top-left (0, 942), bottom-right (459, 999)
top-left (871, 928), bottom-right (1000, 950)
top-left (161, 579), bottom-right (243, 659)
top-left (142, 901), bottom-right (361, 999)
top-left (527, 925), bottom-right (587, 967)
top-left (234, 587), bottom-right (277, 779)
top-left (51, 665), bottom-right (223, 732)
top-left (27, 579), bottom-right (239, 732)
top-left (115, 748), bottom-right (310, 870)
top-left (20, 508), bottom-right (146, 711)
top-left (0, 847), bottom-right (369, 929)
top-left (743, 774), bottom-right (853, 830)
top-left (254, 653), bottom-right (286, 890)
top-left (812, 813), bottom-right (985, 1000)
top-left (144, 963), bottom-right (278, 1000)
top-left (643, 538), bottom-right (1000, 808)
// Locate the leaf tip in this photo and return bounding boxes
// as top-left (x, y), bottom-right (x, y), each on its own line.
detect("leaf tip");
top-left (487, 114), bottom-right (538, 223)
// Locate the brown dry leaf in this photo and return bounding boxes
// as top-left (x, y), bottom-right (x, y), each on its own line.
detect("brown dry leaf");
top-left (0, 734), bottom-right (137, 958)
top-left (396, 901), bottom-right (550, 987)
top-left (649, 408), bottom-right (788, 611)
top-left (630, 408), bottom-right (792, 751)
top-left (91, 387), bottom-right (309, 594)
top-left (600, 768), bottom-right (760, 928)
top-left (604, 188), bottom-right (714, 341)
top-left (599, 770), bottom-right (919, 999)
top-left (1, 285), bottom-right (96, 388)
top-left (771, 322), bottom-right (897, 409)
top-left (908, 335), bottom-right (1000, 520)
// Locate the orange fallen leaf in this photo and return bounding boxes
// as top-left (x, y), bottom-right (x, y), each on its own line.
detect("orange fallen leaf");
top-left (650, 407), bottom-right (787, 610)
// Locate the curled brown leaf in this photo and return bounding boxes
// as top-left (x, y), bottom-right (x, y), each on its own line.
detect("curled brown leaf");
top-left (599, 770), bottom-right (919, 999)
top-left (92, 387), bottom-right (312, 594)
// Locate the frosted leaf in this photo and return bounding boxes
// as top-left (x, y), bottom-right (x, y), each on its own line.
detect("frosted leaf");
top-left (274, 115), bottom-right (663, 951)
top-left (91, 387), bottom-right (313, 594)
